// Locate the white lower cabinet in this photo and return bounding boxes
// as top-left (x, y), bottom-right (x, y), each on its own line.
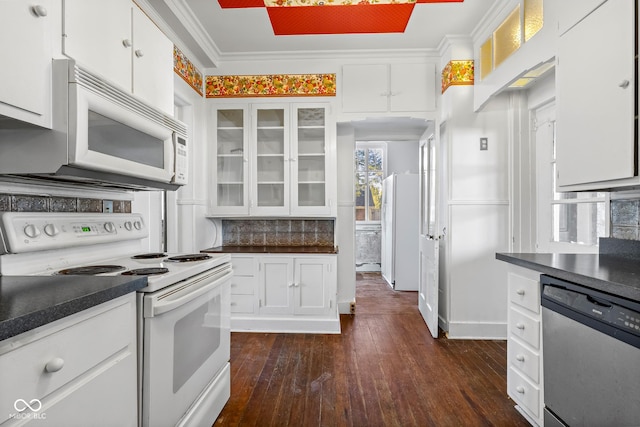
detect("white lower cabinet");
top-left (230, 254), bottom-right (339, 333)
top-left (0, 294), bottom-right (138, 426)
top-left (506, 266), bottom-right (543, 426)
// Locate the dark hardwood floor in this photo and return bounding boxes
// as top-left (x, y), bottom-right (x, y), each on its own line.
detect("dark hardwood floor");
top-left (214, 272), bottom-right (528, 427)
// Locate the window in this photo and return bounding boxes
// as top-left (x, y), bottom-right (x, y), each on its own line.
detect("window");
top-left (355, 143), bottom-right (386, 222)
top-left (535, 103), bottom-right (608, 252)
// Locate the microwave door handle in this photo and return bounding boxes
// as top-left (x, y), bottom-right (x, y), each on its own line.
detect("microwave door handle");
top-left (168, 135), bottom-right (176, 179)
top-left (148, 270), bottom-right (232, 317)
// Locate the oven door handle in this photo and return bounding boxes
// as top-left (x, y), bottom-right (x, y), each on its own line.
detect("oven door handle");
top-left (146, 268), bottom-right (232, 317)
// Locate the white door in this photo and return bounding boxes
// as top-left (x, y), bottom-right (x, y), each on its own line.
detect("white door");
top-left (418, 135), bottom-right (439, 338)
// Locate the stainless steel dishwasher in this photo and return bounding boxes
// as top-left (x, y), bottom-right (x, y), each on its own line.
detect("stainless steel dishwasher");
top-left (541, 275), bottom-right (640, 427)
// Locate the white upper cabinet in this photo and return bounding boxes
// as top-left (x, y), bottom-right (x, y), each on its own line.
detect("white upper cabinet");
top-left (556, 0), bottom-right (607, 36)
top-left (63, 0), bottom-right (174, 114)
top-left (209, 102), bottom-right (336, 217)
top-left (341, 63), bottom-right (436, 113)
top-left (556, 0), bottom-right (636, 191)
top-left (0, 0), bottom-right (53, 128)
top-left (63, 0), bottom-right (132, 91)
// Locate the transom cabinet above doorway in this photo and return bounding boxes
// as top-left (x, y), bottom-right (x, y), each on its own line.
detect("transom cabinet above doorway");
top-left (209, 103), bottom-right (336, 217)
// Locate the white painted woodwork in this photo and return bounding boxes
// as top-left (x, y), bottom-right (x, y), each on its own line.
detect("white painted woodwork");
top-left (341, 63), bottom-right (436, 113)
top-left (556, 0), bottom-right (608, 36)
top-left (230, 254), bottom-right (338, 333)
top-left (556, 0), bottom-right (636, 190)
top-left (0, 295), bottom-right (138, 426)
top-left (209, 103), bottom-right (335, 217)
top-left (505, 266), bottom-right (544, 426)
top-left (0, 0), bottom-right (52, 127)
top-left (63, 0), bottom-right (174, 114)
top-left (131, 5), bottom-right (174, 114)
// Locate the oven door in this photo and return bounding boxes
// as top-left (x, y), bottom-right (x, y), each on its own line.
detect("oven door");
top-left (140, 264), bottom-right (232, 427)
top-left (68, 83), bottom-right (175, 183)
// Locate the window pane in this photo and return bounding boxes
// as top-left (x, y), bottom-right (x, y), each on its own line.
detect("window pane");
top-left (355, 149), bottom-right (366, 172)
top-left (355, 172), bottom-right (366, 220)
top-left (493, 6), bottom-right (521, 68)
top-left (551, 202), bottom-right (605, 245)
top-left (368, 148), bottom-right (384, 171)
top-left (368, 171), bottom-right (383, 221)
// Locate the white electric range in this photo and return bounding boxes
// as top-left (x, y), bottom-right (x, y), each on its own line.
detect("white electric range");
top-left (0, 212), bottom-right (232, 427)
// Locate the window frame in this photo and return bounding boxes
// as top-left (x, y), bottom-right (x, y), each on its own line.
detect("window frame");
top-left (355, 141), bottom-right (387, 224)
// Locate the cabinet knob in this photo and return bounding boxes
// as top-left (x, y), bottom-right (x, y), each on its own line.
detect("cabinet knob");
top-left (619, 80), bottom-right (630, 89)
top-left (44, 357), bottom-right (65, 373)
top-left (122, 39), bottom-right (132, 48)
top-left (516, 354), bottom-right (525, 362)
top-left (135, 49), bottom-right (144, 58)
top-left (516, 323), bottom-right (525, 330)
top-left (516, 289), bottom-right (525, 296)
top-left (516, 386), bottom-right (525, 394)
top-left (31, 5), bottom-right (48, 17)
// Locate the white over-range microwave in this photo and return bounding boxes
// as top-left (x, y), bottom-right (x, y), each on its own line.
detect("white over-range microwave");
top-left (0, 59), bottom-right (188, 191)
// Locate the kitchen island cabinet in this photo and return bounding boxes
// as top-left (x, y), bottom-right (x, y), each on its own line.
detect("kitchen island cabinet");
top-left (209, 103), bottom-right (336, 217)
top-left (0, 0), bottom-right (53, 128)
top-left (206, 251), bottom-right (339, 333)
top-left (555, 0), bottom-right (637, 191)
top-left (0, 294), bottom-right (138, 426)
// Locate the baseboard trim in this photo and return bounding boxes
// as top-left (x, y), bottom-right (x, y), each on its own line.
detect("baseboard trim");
top-left (231, 316), bottom-right (341, 334)
top-left (445, 321), bottom-right (507, 340)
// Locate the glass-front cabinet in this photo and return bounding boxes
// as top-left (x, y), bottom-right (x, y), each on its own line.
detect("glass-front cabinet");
top-left (211, 106), bottom-right (250, 215)
top-left (209, 102), bottom-right (334, 217)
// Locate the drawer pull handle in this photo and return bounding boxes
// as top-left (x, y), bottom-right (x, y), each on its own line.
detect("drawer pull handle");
top-left (619, 80), bottom-right (630, 89)
top-left (516, 354), bottom-right (525, 362)
top-left (45, 357), bottom-right (65, 373)
top-left (516, 386), bottom-right (525, 394)
top-left (516, 289), bottom-right (525, 296)
top-left (516, 323), bottom-right (525, 330)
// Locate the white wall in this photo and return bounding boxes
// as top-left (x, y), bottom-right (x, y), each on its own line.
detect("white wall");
top-left (387, 140), bottom-right (419, 176)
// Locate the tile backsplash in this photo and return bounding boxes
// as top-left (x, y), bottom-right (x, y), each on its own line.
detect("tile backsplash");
top-left (222, 219), bottom-right (334, 247)
top-left (0, 193), bottom-right (131, 213)
top-left (611, 199), bottom-right (640, 240)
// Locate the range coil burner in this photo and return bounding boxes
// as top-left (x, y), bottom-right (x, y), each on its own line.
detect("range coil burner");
top-left (57, 265), bottom-right (127, 275)
top-left (122, 267), bottom-right (170, 276)
top-left (132, 253), bottom-right (167, 260)
top-left (165, 254), bottom-right (211, 262)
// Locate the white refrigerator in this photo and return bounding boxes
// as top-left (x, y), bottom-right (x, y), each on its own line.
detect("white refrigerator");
top-left (381, 173), bottom-right (419, 291)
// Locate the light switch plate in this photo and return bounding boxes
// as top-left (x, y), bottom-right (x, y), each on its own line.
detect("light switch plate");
top-left (480, 137), bottom-right (488, 151)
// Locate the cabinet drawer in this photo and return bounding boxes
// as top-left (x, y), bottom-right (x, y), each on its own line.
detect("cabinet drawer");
top-left (509, 307), bottom-right (540, 350)
top-left (508, 366), bottom-right (540, 419)
top-left (231, 294), bottom-right (255, 314)
top-left (232, 256), bottom-right (258, 276)
top-left (508, 336), bottom-right (540, 384)
top-left (0, 296), bottom-right (134, 422)
top-left (231, 276), bottom-right (257, 295)
top-left (508, 272), bottom-right (540, 314)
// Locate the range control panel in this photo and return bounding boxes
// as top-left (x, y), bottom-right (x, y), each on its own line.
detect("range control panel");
top-left (0, 212), bottom-right (147, 254)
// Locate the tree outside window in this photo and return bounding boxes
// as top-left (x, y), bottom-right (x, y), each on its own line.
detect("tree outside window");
top-left (355, 143), bottom-right (385, 222)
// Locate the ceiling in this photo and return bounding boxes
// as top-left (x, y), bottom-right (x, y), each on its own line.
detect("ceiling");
top-left (142, 0), bottom-right (500, 68)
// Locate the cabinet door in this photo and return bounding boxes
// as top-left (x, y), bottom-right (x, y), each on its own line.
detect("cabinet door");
top-left (291, 104), bottom-right (333, 216)
top-left (131, 5), bottom-right (174, 114)
top-left (0, 0), bottom-right (52, 127)
top-left (390, 63), bottom-right (436, 112)
top-left (251, 104), bottom-right (290, 216)
top-left (556, 0), bottom-right (635, 189)
top-left (212, 107), bottom-right (250, 215)
top-left (293, 257), bottom-right (335, 316)
top-left (63, 0), bottom-right (132, 90)
top-left (556, 0), bottom-right (607, 35)
top-left (342, 64), bottom-right (388, 113)
top-left (259, 257), bottom-right (294, 314)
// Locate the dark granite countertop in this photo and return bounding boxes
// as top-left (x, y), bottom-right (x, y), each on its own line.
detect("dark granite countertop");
top-left (202, 245), bottom-right (339, 254)
top-left (496, 252), bottom-right (640, 303)
top-left (0, 275), bottom-right (147, 341)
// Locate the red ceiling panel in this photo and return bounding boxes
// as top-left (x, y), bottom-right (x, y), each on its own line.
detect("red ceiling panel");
top-left (266, 4), bottom-right (415, 35)
top-left (218, 0), bottom-right (264, 8)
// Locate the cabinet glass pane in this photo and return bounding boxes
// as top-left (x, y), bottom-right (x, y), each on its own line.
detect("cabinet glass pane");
top-left (494, 6), bottom-right (521, 68)
top-left (217, 157), bottom-right (244, 183)
top-left (257, 156), bottom-right (285, 182)
top-left (258, 184), bottom-right (285, 206)
top-left (524, 0), bottom-right (543, 42)
top-left (218, 184), bottom-right (243, 206)
top-left (257, 129), bottom-right (284, 155)
top-left (257, 109), bottom-right (285, 127)
top-left (298, 108), bottom-right (325, 127)
top-left (298, 156), bottom-right (325, 182)
top-left (298, 183), bottom-right (325, 206)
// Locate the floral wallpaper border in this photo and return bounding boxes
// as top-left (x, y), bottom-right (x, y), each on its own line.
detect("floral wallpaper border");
top-left (205, 74), bottom-right (337, 98)
top-left (173, 46), bottom-right (204, 96)
top-left (441, 60), bottom-right (474, 94)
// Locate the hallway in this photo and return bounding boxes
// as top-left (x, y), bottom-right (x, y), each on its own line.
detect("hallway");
top-left (214, 273), bottom-right (527, 426)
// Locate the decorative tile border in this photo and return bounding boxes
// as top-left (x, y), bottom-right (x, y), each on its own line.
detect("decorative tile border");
top-left (173, 46), bottom-right (204, 96)
top-left (441, 59), bottom-right (474, 93)
top-left (222, 219), bottom-right (335, 246)
top-left (0, 193), bottom-right (130, 213)
top-left (205, 74), bottom-right (336, 98)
